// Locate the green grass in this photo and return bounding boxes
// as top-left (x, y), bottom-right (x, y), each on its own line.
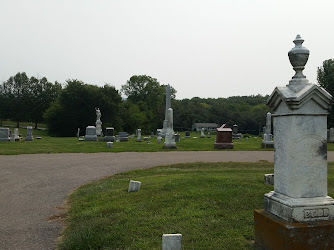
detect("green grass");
top-left (0, 130), bottom-right (270, 155)
top-left (57, 161), bottom-right (334, 249)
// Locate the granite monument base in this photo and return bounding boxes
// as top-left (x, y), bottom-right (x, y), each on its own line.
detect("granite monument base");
top-left (254, 209), bottom-right (334, 249)
top-left (214, 142), bottom-right (233, 149)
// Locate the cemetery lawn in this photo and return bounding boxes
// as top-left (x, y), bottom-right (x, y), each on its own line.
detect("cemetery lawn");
top-left (0, 131), bottom-right (272, 155)
top-left (57, 161), bottom-right (334, 249)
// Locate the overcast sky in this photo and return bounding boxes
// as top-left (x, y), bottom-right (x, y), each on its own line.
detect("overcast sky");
top-left (1, 0), bottom-right (333, 100)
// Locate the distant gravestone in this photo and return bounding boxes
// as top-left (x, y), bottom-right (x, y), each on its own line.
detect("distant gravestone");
top-left (200, 128), bottom-right (205, 138)
top-left (76, 128), bottom-right (80, 138)
top-left (136, 129), bottom-right (142, 142)
top-left (163, 108), bottom-right (177, 149)
top-left (232, 124), bottom-right (242, 139)
top-left (214, 124), bottom-right (233, 149)
top-left (14, 128), bottom-right (20, 141)
top-left (25, 126), bottom-right (33, 142)
top-left (0, 128), bottom-right (10, 141)
top-left (143, 137), bottom-right (149, 141)
top-left (157, 136), bottom-right (162, 144)
top-left (84, 126), bottom-right (97, 141)
top-left (162, 84), bottom-right (171, 138)
top-left (118, 132), bottom-right (129, 142)
top-left (150, 132), bottom-right (155, 138)
top-left (185, 131), bottom-right (190, 138)
top-left (105, 127), bottom-right (115, 142)
top-left (207, 131), bottom-right (211, 138)
top-left (106, 141), bottom-right (113, 148)
top-left (328, 128), bottom-right (334, 143)
top-left (261, 112), bottom-right (274, 148)
top-left (174, 134), bottom-right (180, 143)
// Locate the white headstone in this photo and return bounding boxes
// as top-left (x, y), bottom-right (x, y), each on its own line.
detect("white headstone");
top-left (136, 129), bottom-right (142, 142)
top-left (200, 128), bottom-right (205, 138)
top-left (25, 126), bottom-right (33, 142)
top-left (128, 180), bottom-right (141, 192)
top-left (84, 126), bottom-right (97, 141)
top-left (264, 35), bottom-right (334, 222)
top-left (0, 128), bottom-right (10, 141)
top-left (261, 112), bottom-right (274, 148)
top-left (106, 141), bottom-right (113, 148)
top-left (162, 234), bottom-right (182, 250)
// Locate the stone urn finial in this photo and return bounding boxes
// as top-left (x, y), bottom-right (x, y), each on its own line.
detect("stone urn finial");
top-left (288, 35), bottom-right (309, 80)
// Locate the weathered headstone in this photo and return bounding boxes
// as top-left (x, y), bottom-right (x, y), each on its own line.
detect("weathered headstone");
top-left (14, 128), bottom-right (20, 141)
top-left (207, 131), bottom-right (211, 138)
top-left (185, 131), bottom-right (191, 138)
top-left (163, 108), bottom-right (177, 149)
top-left (106, 141), bottom-right (113, 148)
top-left (150, 132), bottom-right (155, 138)
top-left (328, 128), bottom-right (334, 143)
top-left (174, 133), bottom-right (180, 143)
top-left (25, 126), bottom-right (33, 142)
top-left (84, 126), bottom-right (97, 141)
top-left (254, 35), bottom-right (334, 249)
top-left (105, 127), bottom-right (115, 142)
top-left (264, 174), bottom-right (274, 185)
top-left (76, 128), bottom-right (80, 138)
top-left (162, 234), bottom-right (182, 250)
top-left (261, 112), bottom-right (274, 148)
top-left (214, 124), bottom-right (233, 149)
top-left (118, 132), bottom-right (129, 142)
top-left (128, 180), bottom-right (141, 192)
top-left (136, 129), bottom-right (142, 142)
top-left (157, 136), bottom-right (162, 144)
top-left (232, 124), bottom-right (242, 139)
top-left (143, 137), bottom-right (149, 141)
top-left (95, 108), bottom-right (103, 136)
top-left (0, 128), bottom-right (10, 141)
top-left (200, 128), bottom-right (205, 138)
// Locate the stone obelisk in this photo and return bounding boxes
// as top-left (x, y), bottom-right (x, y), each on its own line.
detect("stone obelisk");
top-left (162, 84), bottom-right (171, 138)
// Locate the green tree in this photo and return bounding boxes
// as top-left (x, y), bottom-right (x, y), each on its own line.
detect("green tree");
top-left (317, 59), bottom-right (334, 127)
top-left (1, 72), bottom-right (32, 127)
top-left (121, 75), bottom-right (176, 133)
top-left (44, 80), bottom-right (122, 136)
top-left (29, 77), bottom-right (62, 128)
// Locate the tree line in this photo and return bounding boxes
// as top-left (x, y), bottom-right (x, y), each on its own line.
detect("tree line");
top-left (1, 59), bottom-right (333, 136)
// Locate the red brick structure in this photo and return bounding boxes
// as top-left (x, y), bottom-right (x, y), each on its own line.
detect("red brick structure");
top-left (214, 124), bottom-right (233, 149)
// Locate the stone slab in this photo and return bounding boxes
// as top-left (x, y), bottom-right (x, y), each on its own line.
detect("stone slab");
top-left (254, 209), bottom-right (334, 249)
top-left (264, 174), bottom-right (274, 185)
top-left (128, 180), bottom-right (141, 192)
top-left (162, 234), bottom-right (182, 250)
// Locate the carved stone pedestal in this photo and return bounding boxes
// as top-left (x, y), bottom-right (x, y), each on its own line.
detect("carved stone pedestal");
top-left (254, 210), bottom-right (334, 249)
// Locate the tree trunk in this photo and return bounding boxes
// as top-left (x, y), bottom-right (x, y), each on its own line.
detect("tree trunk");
top-left (16, 120), bottom-right (19, 128)
top-left (35, 121), bottom-right (38, 129)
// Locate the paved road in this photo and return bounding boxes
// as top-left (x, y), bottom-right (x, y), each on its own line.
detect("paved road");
top-left (0, 151), bottom-right (333, 250)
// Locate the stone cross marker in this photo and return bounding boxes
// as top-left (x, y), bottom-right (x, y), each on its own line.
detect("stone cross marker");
top-left (255, 35), bottom-right (334, 249)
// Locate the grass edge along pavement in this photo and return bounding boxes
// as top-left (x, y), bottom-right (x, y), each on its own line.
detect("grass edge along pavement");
top-left (0, 131), bottom-right (272, 155)
top-left (57, 162), bottom-right (334, 249)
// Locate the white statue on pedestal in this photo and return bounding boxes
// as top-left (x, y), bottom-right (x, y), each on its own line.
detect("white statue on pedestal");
top-left (95, 108), bottom-right (103, 136)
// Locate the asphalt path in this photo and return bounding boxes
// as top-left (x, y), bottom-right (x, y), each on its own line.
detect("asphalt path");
top-left (0, 151), bottom-right (333, 250)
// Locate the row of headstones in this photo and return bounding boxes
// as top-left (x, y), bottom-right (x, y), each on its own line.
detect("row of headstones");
top-left (0, 127), bottom-right (34, 142)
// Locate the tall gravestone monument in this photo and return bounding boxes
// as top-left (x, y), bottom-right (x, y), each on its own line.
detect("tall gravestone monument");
top-left (254, 35), bottom-right (334, 248)
top-left (261, 112), bottom-right (274, 148)
top-left (161, 84), bottom-right (171, 138)
top-left (163, 108), bottom-right (177, 149)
